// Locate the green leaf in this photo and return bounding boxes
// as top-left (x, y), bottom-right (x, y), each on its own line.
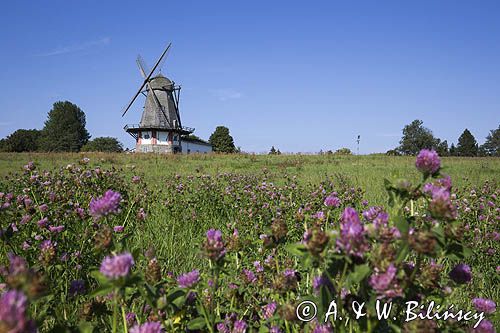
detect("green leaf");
top-left (78, 321), bottom-right (94, 333)
top-left (89, 284), bottom-right (114, 298)
top-left (347, 264), bottom-right (370, 286)
top-left (394, 215), bottom-right (409, 235)
top-left (432, 225), bottom-right (445, 246)
top-left (285, 243), bottom-right (307, 257)
top-left (90, 270), bottom-right (109, 284)
top-left (187, 317), bottom-right (206, 330)
top-left (395, 243), bottom-right (409, 263)
top-left (259, 325), bottom-right (270, 333)
top-left (167, 288), bottom-right (186, 305)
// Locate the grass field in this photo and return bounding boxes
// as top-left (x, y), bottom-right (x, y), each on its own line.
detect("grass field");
top-left (0, 152), bottom-right (498, 332)
top-left (1, 152), bottom-right (499, 205)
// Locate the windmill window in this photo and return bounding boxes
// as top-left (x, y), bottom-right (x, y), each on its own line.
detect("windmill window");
top-left (173, 135), bottom-right (178, 142)
top-left (144, 133), bottom-right (150, 139)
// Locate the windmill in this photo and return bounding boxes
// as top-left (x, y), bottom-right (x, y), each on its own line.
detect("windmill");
top-left (122, 43), bottom-right (194, 153)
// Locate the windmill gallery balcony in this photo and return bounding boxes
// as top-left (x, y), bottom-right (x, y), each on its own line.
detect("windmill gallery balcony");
top-left (124, 123), bottom-right (195, 140)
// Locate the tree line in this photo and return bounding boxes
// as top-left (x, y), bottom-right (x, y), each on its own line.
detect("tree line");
top-left (388, 119), bottom-right (499, 157)
top-left (0, 101), bottom-right (123, 153)
top-left (0, 101), bottom-right (239, 154)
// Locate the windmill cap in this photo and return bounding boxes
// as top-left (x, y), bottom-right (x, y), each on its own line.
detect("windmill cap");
top-left (149, 74), bottom-right (173, 89)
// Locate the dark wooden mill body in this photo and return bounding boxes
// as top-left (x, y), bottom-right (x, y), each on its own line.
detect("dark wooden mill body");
top-left (122, 44), bottom-right (194, 153)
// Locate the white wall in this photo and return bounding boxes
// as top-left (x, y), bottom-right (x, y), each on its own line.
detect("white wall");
top-left (181, 140), bottom-right (212, 154)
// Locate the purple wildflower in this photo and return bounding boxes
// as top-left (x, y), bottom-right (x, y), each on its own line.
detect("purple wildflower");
top-left (312, 322), bottom-right (333, 333)
top-left (363, 206), bottom-right (389, 228)
top-left (232, 320), bottom-right (247, 333)
top-left (49, 225), bottom-right (65, 233)
top-left (449, 263), bottom-right (472, 284)
top-left (75, 207), bottom-right (85, 218)
top-left (242, 269), bottom-right (257, 283)
top-left (262, 302), bottom-right (277, 319)
top-left (40, 239), bottom-right (55, 251)
top-left (132, 176), bottom-right (141, 183)
top-left (312, 275), bottom-right (335, 295)
top-left (415, 149), bottom-right (440, 175)
top-left (312, 211), bottom-right (325, 220)
top-left (8, 253), bottom-right (27, 272)
top-left (38, 204), bottom-right (48, 212)
top-left (126, 312), bottom-right (137, 327)
top-left (204, 229), bottom-right (226, 262)
top-left (336, 207), bottom-right (369, 258)
top-left (113, 225), bottom-right (124, 233)
top-left (217, 323), bottom-right (230, 333)
top-left (129, 321), bottom-right (164, 333)
top-left (60, 252), bottom-right (69, 262)
top-left (270, 326), bottom-right (282, 333)
top-left (472, 319), bottom-right (495, 333)
top-left (20, 215), bottom-right (31, 225)
top-left (0, 290), bottom-right (36, 333)
top-left (472, 298), bottom-right (496, 314)
top-left (283, 269), bottom-right (296, 278)
top-left (324, 195), bottom-right (341, 207)
top-left (69, 279), bottom-right (86, 296)
top-left (37, 217), bottom-right (48, 228)
top-left (177, 270), bottom-right (200, 288)
top-left (99, 252), bottom-right (134, 279)
top-left (254, 261), bottom-right (264, 273)
top-left (89, 190), bottom-right (121, 219)
top-left (428, 187), bottom-right (457, 220)
top-left (369, 264), bottom-right (403, 298)
top-left (23, 161), bottom-right (35, 171)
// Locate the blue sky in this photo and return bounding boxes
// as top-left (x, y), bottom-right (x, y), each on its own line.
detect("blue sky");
top-left (0, 1), bottom-right (499, 153)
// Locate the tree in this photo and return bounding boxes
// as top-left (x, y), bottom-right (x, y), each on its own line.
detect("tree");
top-left (456, 129), bottom-right (478, 156)
top-left (480, 125), bottom-right (500, 156)
top-left (386, 149), bottom-right (401, 156)
top-left (449, 143), bottom-right (456, 156)
top-left (0, 129), bottom-right (40, 152)
top-left (334, 148), bottom-right (352, 155)
top-left (435, 139), bottom-right (449, 157)
top-left (81, 137), bottom-right (123, 152)
top-left (39, 101), bottom-right (90, 152)
top-left (269, 146), bottom-right (277, 155)
top-left (398, 120), bottom-right (439, 155)
top-left (208, 126), bottom-right (236, 153)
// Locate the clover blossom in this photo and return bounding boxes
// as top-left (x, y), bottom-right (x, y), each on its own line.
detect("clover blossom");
top-left (312, 274), bottom-right (335, 295)
top-left (242, 269), bottom-right (257, 283)
top-left (69, 279), bottom-right (86, 297)
top-left (89, 190), bottom-right (121, 220)
top-left (262, 302), bottom-right (277, 319)
top-left (472, 298), bottom-right (496, 314)
top-left (336, 207), bottom-right (369, 258)
top-left (472, 319), bottom-right (495, 333)
top-left (449, 263), bottom-right (472, 284)
top-left (415, 149), bottom-right (440, 175)
top-left (324, 195), bottom-right (341, 207)
top-left (177, 270), bottom-right (200, 288)
top-left (204, 229), bottom-right (226, 262)
top-left (129, 321), bottom-right (164, 333)
top-left (369, 264), bottom-right (403, 298)
top-left (0, 290), bottom-right (36, 333)
top-left (428, 187), bottom-right (457, 220)
top-left (233, 320), bottom-right (247, 333)
top-left (99, 252), bottom-right (134, 279)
